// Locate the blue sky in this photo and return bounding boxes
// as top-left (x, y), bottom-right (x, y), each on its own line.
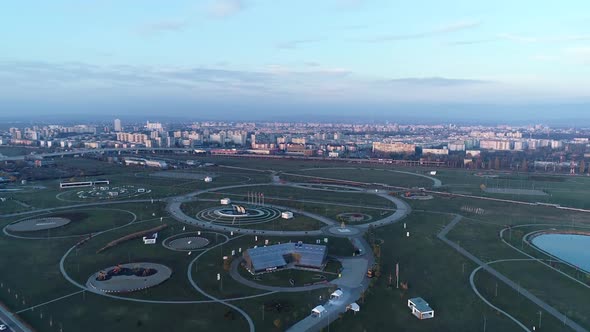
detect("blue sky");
top-left (1, 0), bottom-right (589, 119)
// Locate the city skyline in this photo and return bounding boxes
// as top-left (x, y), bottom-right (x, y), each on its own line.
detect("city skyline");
top-left (1, 0), bottom-right (590, 120)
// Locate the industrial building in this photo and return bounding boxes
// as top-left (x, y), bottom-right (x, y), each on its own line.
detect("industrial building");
top-left (59, 179), bottom-right (110, 189)
top-left (372, 142), bottom-right (416, 154)
top-left (123, 157), bottom-right (167, 169)
top-left (243, 242), bottom-right (327, 274)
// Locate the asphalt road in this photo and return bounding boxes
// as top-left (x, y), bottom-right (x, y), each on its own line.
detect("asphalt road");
top-left (0, 306), bottom-right (29, 332)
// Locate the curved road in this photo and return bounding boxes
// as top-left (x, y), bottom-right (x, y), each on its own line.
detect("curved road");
top-left (439, 215), bottom-right (589, 332)
top-left (296, 167), bottom-right (442, 188)
top-left (228, 258), bottom-right (331, 293)
top-left (166, 183), bottom-right (410, 237)
top-left (2, 164), bottom-right (413, 332)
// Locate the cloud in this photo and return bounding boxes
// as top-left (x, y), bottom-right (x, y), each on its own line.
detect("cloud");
top-left (446, 39), bottom-right (497, 46)
top-left (387, 77), bottom-right (491, 87)
top-left (436, 21), bottom-right (481, 33)
top-left (208, 0), bottom-right (244, 18)
top-left (276, 39), bottom-right (319, 50)
top-left (0, 60), bottom-right (353, 99)
top-left (138, 19), bottom-right (188, 35)
top-left (365, 20), bottom-right (480, 42)
top-left (449, 33), bottom-right (590, 47)
top-left (2, 61), bottom-right (589, 106)
top-left (498, 33), bottom-right (590, 43)
top-left (303, 61), bottom-right (321, 67)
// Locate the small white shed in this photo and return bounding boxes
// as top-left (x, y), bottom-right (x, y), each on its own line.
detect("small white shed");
top-left (281, 211), bottom-right (294, 219)
top-left (408, 297), bottom-right (434, 320)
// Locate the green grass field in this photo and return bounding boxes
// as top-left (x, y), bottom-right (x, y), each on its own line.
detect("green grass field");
top-left (284, 167), bottom-right (435, 188)
top-left (2, 156), bottom-right (590, 331)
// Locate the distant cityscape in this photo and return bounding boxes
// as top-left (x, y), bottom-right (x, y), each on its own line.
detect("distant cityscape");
top-left (2, 119), bottom-right (590, 174)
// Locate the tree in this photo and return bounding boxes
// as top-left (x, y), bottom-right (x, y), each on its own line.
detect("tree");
top-left (580, 159), bottom-right (586, 174)
top-left (521, 159), bottom-right (528, 172)
top-left (273, 319), bottom-right (282, 329)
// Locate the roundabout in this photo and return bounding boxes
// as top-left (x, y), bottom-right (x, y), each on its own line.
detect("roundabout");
top-left (336, 212), bottom-right (372, 223)
top-left (325, 225), bottom-right (362, 237)
top-left (196, 205), bottom-right (282, 226)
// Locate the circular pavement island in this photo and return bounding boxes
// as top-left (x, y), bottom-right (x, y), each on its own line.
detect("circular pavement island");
top-left (167, 236), bottom-right (210, 250)
top-left (86, 262), bottom-right (172, 293)
top-left (337, 212), bottom-right (372, 223)
top-left (6, 217), bottom-right (71, 232)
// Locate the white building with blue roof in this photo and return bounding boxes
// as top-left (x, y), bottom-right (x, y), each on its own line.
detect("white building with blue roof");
top-left (243, 242), bottom-right (327, 274)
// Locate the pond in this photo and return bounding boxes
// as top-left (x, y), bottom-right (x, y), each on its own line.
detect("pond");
top-left (531, 233), bottom-right (590, 273)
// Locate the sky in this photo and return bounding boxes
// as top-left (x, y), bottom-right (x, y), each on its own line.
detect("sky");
top-left (1, 0), bottom-right (590, 122)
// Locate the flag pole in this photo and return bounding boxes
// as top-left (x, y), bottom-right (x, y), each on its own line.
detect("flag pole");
top-left (396, 262), bottom-right (399, 289)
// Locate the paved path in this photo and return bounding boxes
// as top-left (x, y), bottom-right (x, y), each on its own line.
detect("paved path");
top-left (15, 291), bottom-right (84, 314)
top-left (295, 167), bottom-right (443, 188)
top-left (356, 193), bottom-right (411, 229)
top-left (199, 198), bottom-right (337, 226)
top-left (0, 199), bottom-right (160, 218)
top-left (500, 224), bottom-right (590, 290)
top-left (207, 193), bottom-right (397, 211)
top-left (469, 261), bottom-right (531, 331)
top-left (0, 303), bottom-right (30, 332)
top-left (8, 179), bottom-right (406, 332)
top-left (57, 221), bottom-right (276, 305)
top-left (166, 183), bottom-right (410, 237)
top-left (187, 235), bottom-right (255, 332)
top-left (3, 208), bottom-right (138, 240)
top-left (228, 258), bottom-right (331, 292)
top-left (2, 172), bottom-right (408, 331)
top-left (438, 215), bottom-right (589, 332)
top-left (287, 236), bottom-right (374, 332)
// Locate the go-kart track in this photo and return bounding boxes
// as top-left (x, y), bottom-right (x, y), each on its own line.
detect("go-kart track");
top-left (86, 263), bottom-right (172, 293)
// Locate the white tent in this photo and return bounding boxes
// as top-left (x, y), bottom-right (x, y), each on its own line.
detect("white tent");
top-left (347, 302), bottom-right (360, 313)
top-left (330, 290), bottom-right (343, 300)
top-left (311, 305), bottom-right (326, 317)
